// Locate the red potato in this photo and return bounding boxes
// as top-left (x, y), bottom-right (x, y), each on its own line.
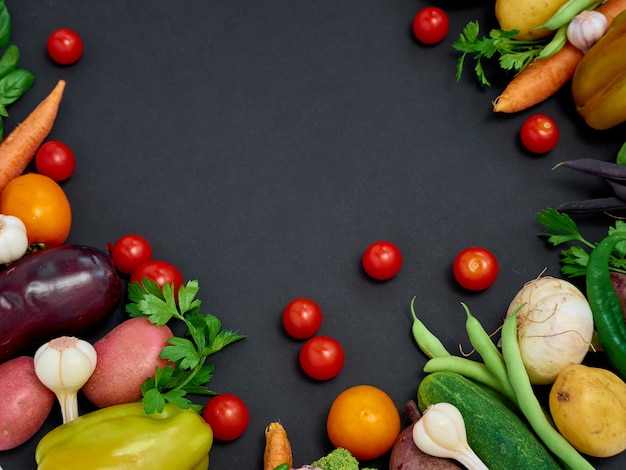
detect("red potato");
top-left (81, 317), bottom-right (173, 408)
top-left (0, 356), bottom-right (55, 450)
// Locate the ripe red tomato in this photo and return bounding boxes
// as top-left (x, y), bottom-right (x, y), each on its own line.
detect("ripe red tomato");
top-left (520, 114), bottom-right (559, 154)
top-left (46, 28), bottom-right (83, 65)
top-left (453, 247), bottom-right (499, 291)
top-left (412, 7), bottom-right (449, 45)
top-left (130, 260), bottom-right (184, 293)
top-left (35, 141), bottom-right (76, 181)
top-left (299, 335), bottom-right (345, 380)
top-left (202, 393), bottom-right (249, 441)
top-left (362, 240), bottom-right (402, 281)
top-left (282, 298), bottom-right (323, 339)
top-left (110, 234), bottom-right (153, 275)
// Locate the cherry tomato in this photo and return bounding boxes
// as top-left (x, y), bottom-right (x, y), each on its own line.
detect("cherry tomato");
top-left (326, 385), bottom-right (401, 460)
top-left (452, 246), bottom-right (499, 291)
top-left (46, 28), bottom-right (83, 65)
top-left (412, 6), bottom-right (449, 45)
top-left (282, 298), bottom-right (323, 339)
top-left (362, 240), bottom-right (402, 281)
top-left (130, 260), bottom-right (184, 293)
top-left (35, 141), bottom-right (76, 181)
top-left (202, 393), bottom-right (249, 441)
top-left (0, 173), bottom-right (72, 246)
top-left (299, 335), bottom-right (344, 380)
top-left (110, 234), bottom-right (153, 275)
top-left (520, 114), bottom-right (559, 154)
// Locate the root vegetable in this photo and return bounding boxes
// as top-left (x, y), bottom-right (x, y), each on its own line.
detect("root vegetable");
top-left (506, 276), bottom-right (594, 385)
top-left (389, 400), bottom-right (462, 470)
top-left (0, 80), bottom-right (65, 193)
top-left (263, 421), bottom-right (292, 470)
top-left (0, 356), bottom-right (55, 450)
top-left (81, 317), bottom-right (173, 408)
top-left (549, 364), bottom-right (626, 457)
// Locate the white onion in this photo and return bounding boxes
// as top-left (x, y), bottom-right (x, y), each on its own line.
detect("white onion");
top-left (506, 276), bottom-right (594, 385)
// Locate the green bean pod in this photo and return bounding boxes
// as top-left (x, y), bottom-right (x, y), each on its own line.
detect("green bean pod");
top-left (537, 24), bottom-right (568, 59)
top-left (462, 304), bottom-right (517, 403)
top-left (501, 313), bottom-right (594, 470)
top-left (585, 232), bottom-right (626, 378)
top-left (423, 356), bottom-right (513, 400)
top-left (536, 0), bottom-right (602, 30)
top-left (410, 297), bottom-right (451, 359)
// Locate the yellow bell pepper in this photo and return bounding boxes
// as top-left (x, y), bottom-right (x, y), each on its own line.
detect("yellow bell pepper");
top-left (35, 402), bottom-right (213, 470)
top-left (572, 10), bottom-right (626, 130)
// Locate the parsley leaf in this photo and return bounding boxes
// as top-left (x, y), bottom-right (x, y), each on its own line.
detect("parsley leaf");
top-left (127, 279), bottom-right (245, 414)
top-left (453, 21), bottom-right (548, 87)
top-left (536, 208), bottom-right (626, 277)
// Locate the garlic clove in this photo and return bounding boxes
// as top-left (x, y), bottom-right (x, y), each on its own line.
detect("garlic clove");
top-left (34, 336), bottom-right (97, 423)
top-left (413, 402), bottom-right (488, 470)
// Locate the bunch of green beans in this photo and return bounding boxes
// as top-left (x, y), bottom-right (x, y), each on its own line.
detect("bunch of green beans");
top-left (410, 297), bottom-right (594, 470)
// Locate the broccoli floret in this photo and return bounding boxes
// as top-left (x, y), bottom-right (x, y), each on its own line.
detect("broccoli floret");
top-left (310, 448), bottom-right (376, 470)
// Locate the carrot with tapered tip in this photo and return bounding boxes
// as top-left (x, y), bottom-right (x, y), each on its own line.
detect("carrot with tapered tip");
top-left (0, 80), bottom-right (66, 192)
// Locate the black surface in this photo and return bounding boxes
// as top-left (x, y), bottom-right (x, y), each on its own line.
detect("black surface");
top-left (1, 0), bottom-right (625, 469)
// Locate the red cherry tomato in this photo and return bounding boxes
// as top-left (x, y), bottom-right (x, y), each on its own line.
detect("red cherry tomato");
top-left (35, 141), bottom-right (76, 181)
top-left (130, 260), bottom-right (184, 293)
top-left (202, 393), bottom-right (249, 441)
top-left (282, 298), bottom-right (323, 339)
top-left (299, 335), bottom-right (345, 380)
top-left (520, 114), bottom-right (559, 154)
top-left (110, 234), bottom-right (153, 275)
top-left (452, 247), bottom-right (499, 291)
top-left (362, 240), bottom-right (402, 281)
top-left (46, 28), bottom-right (83, 65)
top-left (412, 7), bottom-right (449, 45)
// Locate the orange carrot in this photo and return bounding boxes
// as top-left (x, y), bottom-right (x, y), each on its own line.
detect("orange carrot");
top-left (263, 421), bottom-right (293, 470)
top-left (0, 79), bottom-right (66, 192)
top-left (493, 0), bottom-right (626, 113)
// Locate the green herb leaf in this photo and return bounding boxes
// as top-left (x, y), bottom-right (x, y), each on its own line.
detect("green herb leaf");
top-left (0, 1), bottom-right (9, 49)
top-left (453, 21), bottom-right (548, 87)
top-left (126, 279), bottom-right (245, 414)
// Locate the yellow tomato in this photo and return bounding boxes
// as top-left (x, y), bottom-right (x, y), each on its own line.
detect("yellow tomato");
top-left (326, 384), bottom-right (400, 461)
top-left (0, 173), bottom-right (72, 246)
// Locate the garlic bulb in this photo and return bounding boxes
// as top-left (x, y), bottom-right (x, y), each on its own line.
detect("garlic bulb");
top-left (567, 10), bottom-right (609, 53)
top-left (413, 402), bottom-right (488, 470)
top-left (34, 336), bottom-right (97, 423)
top-left (0, 214), bottom-right (28, 264)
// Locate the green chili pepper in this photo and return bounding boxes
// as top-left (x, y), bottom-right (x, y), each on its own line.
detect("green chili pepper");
top-left (273, 464), bottom-right (290, 470)
top-left (585, 232), bottom-right (626, 378)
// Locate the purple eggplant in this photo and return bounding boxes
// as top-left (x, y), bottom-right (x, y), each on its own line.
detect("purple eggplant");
top-left (0, 245), bottom-right (122, 362)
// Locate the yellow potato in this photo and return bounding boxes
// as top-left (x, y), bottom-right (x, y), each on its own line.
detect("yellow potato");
top-left (549, 364), bottom-right (626, 457)
top-left (495, 0), bottom-right (570, 40)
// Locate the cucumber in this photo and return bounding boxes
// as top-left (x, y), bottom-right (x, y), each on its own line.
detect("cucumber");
top-left (417, 371), bottom-right (562, 469)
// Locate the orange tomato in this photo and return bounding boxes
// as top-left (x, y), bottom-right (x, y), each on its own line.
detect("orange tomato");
top-left (326, 384), bottom-right (401, 461)
top-left (0, 173), bottom-right (72, 246)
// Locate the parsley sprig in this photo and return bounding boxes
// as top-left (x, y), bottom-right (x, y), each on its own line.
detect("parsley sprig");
top-left (537, 208), bottom-right (626, 278)
top-left (453, 21), bottom-right (548, 87)
top-left (126, 279), bottom-right (245, 414)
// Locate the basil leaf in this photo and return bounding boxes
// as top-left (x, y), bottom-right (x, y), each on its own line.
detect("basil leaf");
top-left (0, 68), bottom-right (34, 105)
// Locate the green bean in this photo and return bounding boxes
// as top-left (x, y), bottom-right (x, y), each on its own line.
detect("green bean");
top-left (423, 356), bottom-right (514, 400)
top-left (585, 232), bottom-right (626, 378)
top-left (537, 24), bottom-right (568, 60)
top-left (462, 303), bottom-right (517, 404)
top-left (501, 312), bottom-right (594, 470)
top-left (536, 0), bottom-right (602, 30)
top-left (410, 297), bottom-right (451, 359)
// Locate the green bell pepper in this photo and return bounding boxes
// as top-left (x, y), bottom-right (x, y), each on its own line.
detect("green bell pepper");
top-left (35, 402), bottom-right (213, 470)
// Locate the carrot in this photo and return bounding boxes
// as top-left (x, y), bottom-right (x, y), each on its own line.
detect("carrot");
top-left (263, 421), bottom-right (293, 470)
top-left (493, 0), bottom-right (626, 113)
top-left (0, 79), bottom-right (66, 192)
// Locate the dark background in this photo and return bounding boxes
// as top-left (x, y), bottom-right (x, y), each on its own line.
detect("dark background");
top-left (1, 0), bottom-right (625, 468)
